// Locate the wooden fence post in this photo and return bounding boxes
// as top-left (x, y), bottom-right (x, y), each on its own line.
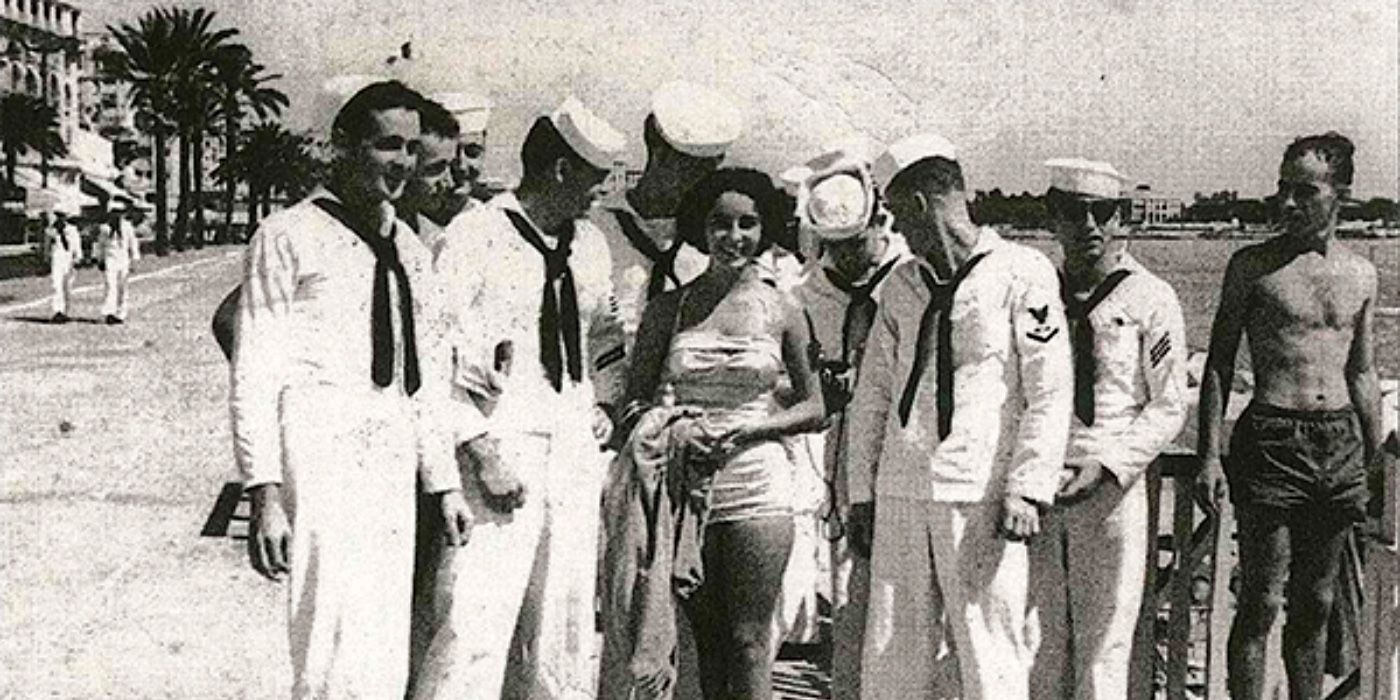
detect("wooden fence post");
top-left (1360, 434), bottom-right (1399, 700)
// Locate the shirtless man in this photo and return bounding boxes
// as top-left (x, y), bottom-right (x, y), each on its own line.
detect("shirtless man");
top-left (1197, 131), bottom-right (1383, 700)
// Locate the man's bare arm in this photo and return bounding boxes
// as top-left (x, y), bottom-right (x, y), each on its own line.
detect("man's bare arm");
top-left (1346, 264), bottom-right (1382, 464)
top-left (1198, 253), bottom-right (1251, 491)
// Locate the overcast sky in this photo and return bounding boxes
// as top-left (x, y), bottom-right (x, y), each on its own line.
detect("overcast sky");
top-left (85, 0), bottom-right (1398, 200)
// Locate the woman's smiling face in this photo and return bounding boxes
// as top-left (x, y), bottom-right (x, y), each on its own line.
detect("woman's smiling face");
top-left (704, 191), bottom-right (763, 269)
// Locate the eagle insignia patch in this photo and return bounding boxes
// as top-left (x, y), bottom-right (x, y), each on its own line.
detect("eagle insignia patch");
top-left (1026, 304), bottom-right (1059, 343)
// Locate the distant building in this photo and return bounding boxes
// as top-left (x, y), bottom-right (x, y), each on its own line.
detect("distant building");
top-left (77, 31), bottom-right (152, 200)
top-left (78, 34), bottom-right (135, 149)
top-left (0, 0), bottom-right (94, 233)
top-left (1126, 184), bottom-right (1183, 225)
top-left (0, 0), bottom-right (82, 141)
top-left (596, 158), bottom-right (631, 206)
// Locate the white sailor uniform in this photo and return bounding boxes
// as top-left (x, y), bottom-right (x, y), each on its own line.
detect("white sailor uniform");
top-left (588, 201), bottom-right (709, 407)
top-left (49, 221), bottom-right (82, 316)
top-left (415, 192), bottom-right (617, 700)
top-left (1027, 252), bottom-right (1187, 700)
top-left (791, 233), bottom-right (910, 700)
top-left (100, 218), bottom-right (141, 320)
top-left (230, 189), bottom-right (460, 700)
top-left (847, 228), bottom-right (1073, 700)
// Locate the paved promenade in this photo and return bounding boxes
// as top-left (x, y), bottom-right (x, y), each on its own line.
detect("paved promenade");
top-left (0, 246), bottom-right (831, 699)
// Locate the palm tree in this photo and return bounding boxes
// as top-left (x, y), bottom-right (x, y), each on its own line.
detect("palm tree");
top-left (107, 6), bottom-right (237, 255)
top-left (217, 122), bottom-right (318, 232)
top-left (166, 7), bottom-right (238, 250)
top-left (0, 93), bottom-right (67, 193)
top-left (209, 45), bottom-right (286, 243)
top-left (107, 8), bottom-right (181, 255)
top-left (182, 89), bottom-right (223, 248)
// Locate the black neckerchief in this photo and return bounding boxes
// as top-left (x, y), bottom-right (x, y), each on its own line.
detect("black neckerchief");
top-left (1060, 268), bottom-right (1133, 426)
top-left (613, 208), bottom-right (681, 300)
top-left (824, 256), bottom-right (901, 363)
top-left (312, 197), bottom-right (420, 395)
top-left (897, 252), bottom-right (989, 433)
top-left (505, 209), bottom-right (581, 392)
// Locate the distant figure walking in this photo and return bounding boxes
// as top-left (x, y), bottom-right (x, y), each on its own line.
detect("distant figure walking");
top-left (98, 209), bottom-right (141, 325)
top-left (47, 211), bottom-right (81, 323)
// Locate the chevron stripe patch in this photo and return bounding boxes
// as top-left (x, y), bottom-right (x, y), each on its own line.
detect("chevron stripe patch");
top-left (1149, 333), bottom-right (1171, 368)
top-left (595, 345), bottom-right (626, 372)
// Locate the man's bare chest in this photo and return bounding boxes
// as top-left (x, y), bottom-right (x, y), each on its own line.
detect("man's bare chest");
top-left (1251, 259), bottom-right (1364, 331)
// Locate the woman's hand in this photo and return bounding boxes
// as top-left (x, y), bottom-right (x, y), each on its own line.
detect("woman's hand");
top-left (714, 419), bottom-right (759, 454)
top-left (673, 418), bottom-right (726, 475)
top-left (673, 418), bottom-right (718, 455)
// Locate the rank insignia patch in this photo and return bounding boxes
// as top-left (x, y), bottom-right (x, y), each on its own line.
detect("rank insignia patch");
top-left (1150, 333), bottom-right (1171, 368)
top-left (1026, 305), bottom-right (1059, 343)
top-left (595, 345), bottom-right (626, 371)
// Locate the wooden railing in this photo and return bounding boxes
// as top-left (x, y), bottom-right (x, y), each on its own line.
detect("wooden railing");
top-left (1135, 442), bottom-right (1399, 700)
top-left (1128, 452), bottom-right (1229, 700)
top-left (1359, 434), bottom-right (1399, 700)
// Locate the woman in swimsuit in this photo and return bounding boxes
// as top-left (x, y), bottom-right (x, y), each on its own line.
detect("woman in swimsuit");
top-left (621, 167), bottom-right (827, 699)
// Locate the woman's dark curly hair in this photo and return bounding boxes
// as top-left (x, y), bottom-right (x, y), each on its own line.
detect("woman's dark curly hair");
top-left (674, 167), bottom-right (794, 254)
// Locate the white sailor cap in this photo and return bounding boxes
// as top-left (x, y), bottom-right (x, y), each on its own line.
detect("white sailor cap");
top-left (432, 91), bottom-right (493, 136)
top-left (778, 165), bottom-right (813, 194)
top-left (799, 153), bottom-right (878, 242)
top-left (550, 96), bottom-right (626, 171)
top-left (872, 133), bottom-right (959, 193)
top-left (810, 134), bottom-right (885, 171)
top-left (1045, 157), bottom-right (1128, 199)
top-left (651, 81), bottom-right (743, 159)
top-left (314, 73), bottom-right (389, 141)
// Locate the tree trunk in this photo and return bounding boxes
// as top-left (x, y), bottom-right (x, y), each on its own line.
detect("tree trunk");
top-left (219, 99), bottom-right (237, 245)
top-left (192, 123), bottom-right (205, 249)
top-left (247, 183), bottom-right (261, 231)
top-left (153, 131), bottom-right (169, 256)
top-left (39, 48), bottom-right (50, 189)
top-left (173, 128), bottom-right (191, 250)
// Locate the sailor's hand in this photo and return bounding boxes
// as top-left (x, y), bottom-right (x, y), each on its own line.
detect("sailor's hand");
top-left (824, 366), bottom-right (856, 414)
top-left (462, 435), bottom-right (526, 514)
top-left (998, 495), bottom-right (1042, 542)
top-left (247, 484), bottom-right (292, 582)
top-left (592, 404), bottom-right (614, 445)
top-left (438, 489), bottom-right (473, 546)
top-left (1196, 455), bottom-right (1228, 505)
top-left (1057, 460), bottom-right (1111, 504)
top-left (848, 502), bottom-right (876, 559)
top-left (493, 340), bottom-right (513, 376)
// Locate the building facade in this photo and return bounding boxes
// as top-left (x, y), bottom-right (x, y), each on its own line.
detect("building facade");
top-left (0, 0), bottom-right (82, 142)
top-left (1127, 184), bottom-right (1184, 226)
top-left (0, 0), bottom-right (90, 235)
top-left (0, 2), bottom-right (149, 241)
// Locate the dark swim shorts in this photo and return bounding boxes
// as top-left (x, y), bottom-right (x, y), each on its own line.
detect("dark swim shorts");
top-left (1226, 402), bottom-right (1368, 521)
